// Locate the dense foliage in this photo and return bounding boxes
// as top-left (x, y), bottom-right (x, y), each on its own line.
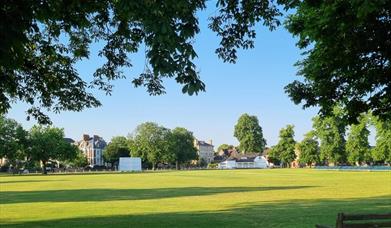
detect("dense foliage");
top-left (130, 122), bottom-right (173, 170)
top-left (2, 1), bottom-right (389, 124)
top-left (29, 125), bottom-right (78, 174)
top-left (268, 125), bottom-right (296, 167)
top-left (103, 136), bottom-right (131, 168)
top-left (67, 150), bottom-right (89, 168)
top-left (313, 108), bottom-right (347, 165)
top-left (169, 127), bottom-right (197, 170)
top-left (129, 123), bottom-right (198, 170)
top-left (0, 116), bottom-right (28, 168)
top-left (346, 116), bottom-right (371, 165)
top-left (1, 0), bottom-right (207, 124)
top-left (285, 1), bottom-right (391, 122)
top-left (234, 114), bottom-right (266, 153)
top-left (297, 131), bottom-right (319, 167)
top-left (372, 117), bottom-right (391, 164)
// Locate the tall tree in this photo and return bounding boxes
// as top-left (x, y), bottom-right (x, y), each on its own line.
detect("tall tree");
top-left (234, 114), bottom-right (266, 153)
top-left (103, 136), bottom-right (131, 168)
top-left (169, 127), bottom-right (197, 170)
top-left (284, 1), bottom-right (391, 123)
top-left (346, 116), bottom-right (371, 165)
top-left (313, 107), bottom-right (347, 165)
top-left (267, 146), bottom-right (281, 166)
top-left (0, 116), bottom-right (28, 169)
top-left (271, 125), bottom-right (296, 167)
top-left (29, 125), bottom-right (78, 174)
top-left (3, 1), bottom-right (389, 124)
top-left (129, 122), bottom-right (172, 170)
top-left (372, 118), bottom-right (391, 164)
top-left (297, 131), bottom-right (319, 167)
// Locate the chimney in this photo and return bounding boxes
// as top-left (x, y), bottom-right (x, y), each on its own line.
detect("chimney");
top-left (208, 139), bottom-right (213, 145)
top-left (83, 134), bottom-right (90, 141)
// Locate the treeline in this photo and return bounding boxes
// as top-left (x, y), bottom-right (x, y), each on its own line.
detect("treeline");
top-left (268, 109), bottom-right (391, 167)
top-left (104, 122), bottom-right (198, 170)
top-left (0, 116), bottom-right (82, 174)
top-left (0, 117), bottom-right (198, 174)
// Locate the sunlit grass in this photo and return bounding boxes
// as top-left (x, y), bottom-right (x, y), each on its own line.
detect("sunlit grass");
top-left (0, 169), bottom-right (390, 227)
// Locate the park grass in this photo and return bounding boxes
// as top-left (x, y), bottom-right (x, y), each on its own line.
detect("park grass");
top-left (0, 169), bottom-right (390, 227)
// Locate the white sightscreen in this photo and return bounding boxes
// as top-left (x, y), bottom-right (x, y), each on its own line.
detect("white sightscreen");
top-left (119, 157), bottom-right (142, 171)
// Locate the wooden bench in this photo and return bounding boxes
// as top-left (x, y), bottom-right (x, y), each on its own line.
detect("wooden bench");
top-left (316, 213), bottom-right (391, 228)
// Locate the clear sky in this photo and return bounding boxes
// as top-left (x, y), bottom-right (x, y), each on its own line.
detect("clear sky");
top-left (7, 6), bottom-right (323, 148)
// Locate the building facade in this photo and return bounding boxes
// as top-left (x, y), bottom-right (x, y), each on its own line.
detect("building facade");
top-left (194, 139), bottom-right (214, 164)
top-left (219, 156), bottom-right (269, 169)
top-left (77, 134), bottom-right (107, 166)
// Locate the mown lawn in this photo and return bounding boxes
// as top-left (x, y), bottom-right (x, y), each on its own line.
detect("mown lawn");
top-left (0, 169), bottom-right (390, 227)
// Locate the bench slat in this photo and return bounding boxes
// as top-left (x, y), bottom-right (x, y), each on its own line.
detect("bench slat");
top-left (343, 221), bottom-right (391, 228)
top-left (342, 213), bottom-right (391, 221)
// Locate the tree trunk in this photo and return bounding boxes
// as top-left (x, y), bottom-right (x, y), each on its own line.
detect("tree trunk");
top-left (152, 162), bottom-right (155, 171)
top-left (42, 160), bottom-right (47, 175)
top-left (176, 161), bottom-right (179, 170)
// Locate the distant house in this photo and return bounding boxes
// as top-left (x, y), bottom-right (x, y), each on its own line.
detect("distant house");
top-left (217, 147), bottom-right (239, 157)
top-left (194, 139), bottom-right (214, 164)
top-left (219, 155), bottom-right (269, 169)
top-left (76, 134), bottom-right (107, 166)
top-left (214, 147), bottom-right (239, 163)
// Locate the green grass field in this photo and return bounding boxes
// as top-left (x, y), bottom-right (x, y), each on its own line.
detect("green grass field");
top-left (0, 169), bottom-right (390, 227)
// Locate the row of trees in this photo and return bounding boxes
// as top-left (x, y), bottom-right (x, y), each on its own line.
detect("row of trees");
top-left (268, 111), bottom-right (391, 167)
top-left (220, 111), bottom-right (390, 167)
top-left (3, 111), bottom-right (389, 173)
top-left (0, 116), bottom-right (81, 174)
top-left (1, 117), bottom-right (199, 173)
top-left (104, 122), bottom-right (198, 170)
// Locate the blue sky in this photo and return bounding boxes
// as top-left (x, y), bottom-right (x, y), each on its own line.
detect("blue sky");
top-left (7, 6), bottom-right (323, 147)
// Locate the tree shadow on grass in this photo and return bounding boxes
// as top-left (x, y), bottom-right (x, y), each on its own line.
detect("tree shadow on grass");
top-left (0, 186), bottom-right (313, 204)
top-left (2, 195), bottom-right (390, 228)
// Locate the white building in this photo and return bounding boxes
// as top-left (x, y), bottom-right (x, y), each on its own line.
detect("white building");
top-left (194, 139), bottom-right (214, 164)
top-left (219, 156), bottom-right (269, 169)
top-left (77, 134), bottom-right (107, 166)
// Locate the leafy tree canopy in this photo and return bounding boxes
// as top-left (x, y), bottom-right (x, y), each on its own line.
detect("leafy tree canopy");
top-left (313, 107), bottom-right (347, 165)
top-left (29, 125), bottom-right (78, 174)
top-left (234, 113), bottom-right (266, 153)
top-left (1, 0), bottom-right (389, 123)
top-left (371, 117), bottom-right (391, 164)
top-left (67, 150), bottom-right (88, 168)
top-left (0, 116), bottom-right (28, 166)
top-left (271, 125), bottom-right (296, 167)
top-left (103, 136), bottom-right (130, 167)
top-left (129, 122), bottom-right (172, 170)
top-left (346, 115), bottom-right (371, 165)
top-left (169, 127), bottom-right (197, 169)
top-left (285, 1), bottom-right (391, 122)
top-left (297, 131), bottom-right (319, 167)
